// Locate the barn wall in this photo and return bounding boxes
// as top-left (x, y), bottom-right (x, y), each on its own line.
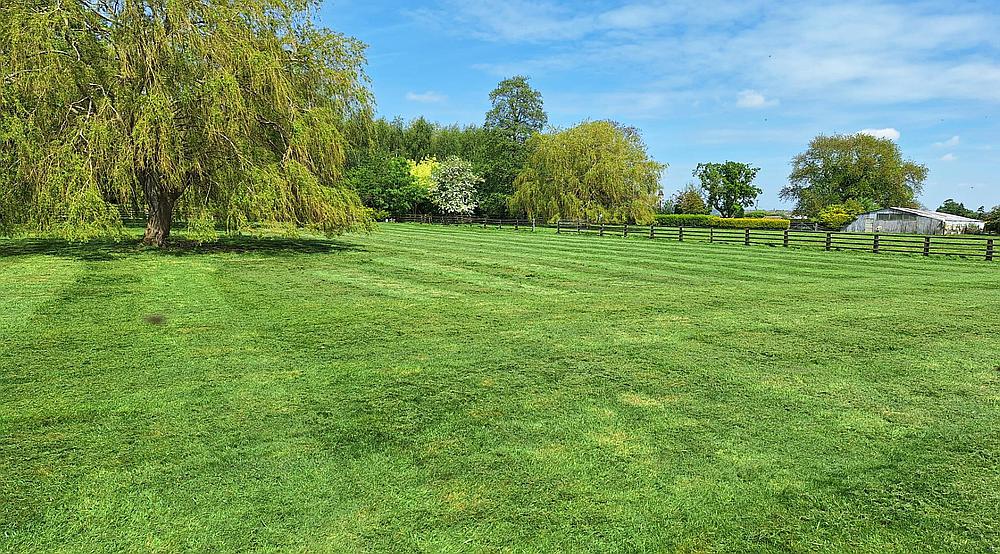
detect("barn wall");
top-left (845, 209), bottom-right (945, 234)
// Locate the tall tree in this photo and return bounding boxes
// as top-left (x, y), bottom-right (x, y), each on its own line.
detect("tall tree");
top-left (0, 0), bottom-right (373, 245)
top-left (782, 134), bottom-right (927, 218)
top-left (481, 76), bottom-right (548, 217)
top-left (484, 76), bottom-right (547, 145)
top-left (511, 121), bottom-right (664, 223)
top-left (693, 162), bottom-right (762, 218)
top-left (937, 199), bottom-right (979, 219)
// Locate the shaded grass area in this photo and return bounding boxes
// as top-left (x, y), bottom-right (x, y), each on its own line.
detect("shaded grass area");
top-left (2, 223), bottom-right (999, 552)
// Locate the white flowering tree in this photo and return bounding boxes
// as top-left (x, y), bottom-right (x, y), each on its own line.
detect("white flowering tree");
top-left (429, 156), bottom-right (482, 215)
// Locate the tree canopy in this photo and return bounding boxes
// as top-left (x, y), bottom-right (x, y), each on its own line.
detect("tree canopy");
top-left (781, 134), bottom-right (927, 218)
top-left (1, 0), bottom-right (374, 245)
top-left (937, 199), bottom-right (985, 219)
top-left (693, 162), bottom-right (761, 218)
top-left (484, 76), bottom-right (547, 145)
top-left (671, 184), bottom-right (710, 215)
top-left (428, 156), bottom-right (481, 216)
top-left (511, 121), bottom-right (664, 223)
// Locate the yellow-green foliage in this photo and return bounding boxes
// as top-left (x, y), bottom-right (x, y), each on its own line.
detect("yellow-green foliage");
top-left (408, 157), bottom-right (439, 192)
top-left (511, 121), bottom-right (665, 224)
top-left (0, 0), bottom-right (375, 240)
top-left (654, 214), bottom-right (790, 229)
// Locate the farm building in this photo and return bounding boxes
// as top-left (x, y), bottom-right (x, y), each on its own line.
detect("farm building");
top-left (844, 207), bottom-right (985, 235)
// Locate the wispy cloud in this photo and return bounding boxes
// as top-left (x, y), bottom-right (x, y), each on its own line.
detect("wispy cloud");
top-left (405, 91), bottom-right (448, 103)
top-left (429, 0), bottom-right (1000, 105)
top-left (940, 153), bottom-right (957, 161)
top-left (859, 128), bottom-right (901, 141)
top-left (934, 135), bottom-right (960, 148)
top-left (736, 90), bottom-right (778, 109)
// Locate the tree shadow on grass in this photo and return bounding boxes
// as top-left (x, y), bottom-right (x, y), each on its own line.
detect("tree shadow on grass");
top-left (0, 235), bottom-right (364, 261)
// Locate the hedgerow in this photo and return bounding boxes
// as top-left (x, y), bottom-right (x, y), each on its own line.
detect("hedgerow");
top-left (655, 214), bottom-right (790, 229)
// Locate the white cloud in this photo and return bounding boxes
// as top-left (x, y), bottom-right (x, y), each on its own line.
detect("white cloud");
top-left (433, 0), bottom-right (1000, 104)
top-left (940, 153), bottom-right (957, 161)
top-left (736, 90), bottom-right (778, 108)
top-left (405, 91), bottom-right (447, 103)
top-left (933, 135), bottom-right (960, 147)
top-left (859, 128), bottom-right (901, 141)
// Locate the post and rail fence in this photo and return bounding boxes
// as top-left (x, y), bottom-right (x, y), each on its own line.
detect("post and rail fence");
top-left (392, 215), bottom-right (997, 262)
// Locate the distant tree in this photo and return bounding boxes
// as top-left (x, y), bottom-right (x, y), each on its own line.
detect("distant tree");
top-left (429, 157), bottom-right (481, 215)
top-left (693, 162), bottom-right (762, 218)
top-left (782, 134), bottom-right (927, 218)
top-left (983, 206), bottom-right (1000, 234)
top-left (672, 184), bottom-right (710, 215)
top-left (0, 0), bottom-right (374, 245)
top-left (403, 117), bottom-right (435, 161)
top-left (345, 156), bottom-right (427, 218)
top-left (485, 76), bottom-right (548, 145)
top-left (511, 121), bottom-right (665, 223)
top-left (481, 77), bottom-right (549, 218)
top-left (937, 199), bottom-right (979, 219)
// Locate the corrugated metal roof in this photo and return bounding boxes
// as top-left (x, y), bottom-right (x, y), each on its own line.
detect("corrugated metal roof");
top-left (871, 207), bottom-right (985, 223)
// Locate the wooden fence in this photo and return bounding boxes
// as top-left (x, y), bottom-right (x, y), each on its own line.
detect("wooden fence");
top-left (393, 215), bottom-right (996, 262)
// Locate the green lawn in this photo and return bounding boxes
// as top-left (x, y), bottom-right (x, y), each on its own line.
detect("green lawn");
top-left (2, 224), bottom-right (999, 552)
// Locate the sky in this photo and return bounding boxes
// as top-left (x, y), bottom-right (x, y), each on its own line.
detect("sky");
top-left (323, 0), bottom-right (1000, 210)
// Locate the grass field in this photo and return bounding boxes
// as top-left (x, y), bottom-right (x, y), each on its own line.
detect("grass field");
top-left (2, 223), bottom-right (999, 552)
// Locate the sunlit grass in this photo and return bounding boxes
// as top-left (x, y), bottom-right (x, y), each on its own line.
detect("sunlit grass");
top-left (2, 224), bottom-right (998, 552)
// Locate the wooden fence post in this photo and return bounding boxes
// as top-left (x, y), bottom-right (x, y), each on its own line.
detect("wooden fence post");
top-left (987, 239), bottom-right (995, 262)
top-left (825, 232), bottom-right (832, 251)
top-left (649, 223), bottom-right (655, 239)
top-left (515, 219), bottom-right (519, 231)
top-left (600, 222), bottom-right (605, 237)
top-left (556, 220), bottom-right (561, 234)
top-left (623, 222), bottom-right (629, 238)
top-left (923, 236), bottom-right (931, 256)
top-left (710, 227), bottom-right (714, 243)
top-left (482, 218), bottom-right (487, 229)
top-left (745, 228), bottom-right (751, 246)
top-left (498, 219), bottom-right (503, 229)
top-left (873, 234), bottom-right (880, 254)
top-left (532, 218), bottom-right (536, 232)
top-left (577, 221), bottom-right (581, 234)
top-left (783, 229), bottom-right (789, 248)
top-left (679, 226), bottom-right (684, 241)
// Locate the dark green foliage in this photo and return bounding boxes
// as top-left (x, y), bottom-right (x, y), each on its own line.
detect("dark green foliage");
top-left (345, 156), bottom-right (427, 218)
top-left (937, 199), bottom-right (982, 219)
top-left (693, 162), bottom-right (762, 218)
top-left (484, 76), bottom-right (548, 145)
top-left (783, 134), bottom-right (927, 218)
top-left (984, 206), bottom-right (1000, 234)
top-left (654, 214), bottom-right (790, 229)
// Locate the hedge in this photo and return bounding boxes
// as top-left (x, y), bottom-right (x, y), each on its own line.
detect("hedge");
top-left (654, 214), bottom-right (790, 230)
top-left (653, 214), bottom-right (715, 227)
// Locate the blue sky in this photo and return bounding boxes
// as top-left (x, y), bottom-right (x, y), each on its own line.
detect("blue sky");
top-left (324, 0), bottom-right (1000, 210)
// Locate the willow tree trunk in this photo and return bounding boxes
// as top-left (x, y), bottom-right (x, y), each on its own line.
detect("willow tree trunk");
top-left (143, 179), bottom-right (178, 247)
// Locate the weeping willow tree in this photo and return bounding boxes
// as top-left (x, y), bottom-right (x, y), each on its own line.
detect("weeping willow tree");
top-left (510, 120), bottom-right (664, 224)
top-left (0, 0), bottom-right (374, 246)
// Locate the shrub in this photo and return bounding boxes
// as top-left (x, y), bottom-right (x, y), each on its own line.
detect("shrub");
top-left (712, 217), bottom-right (790, 230)
top-left (654, 214), bottom-right (790, 229)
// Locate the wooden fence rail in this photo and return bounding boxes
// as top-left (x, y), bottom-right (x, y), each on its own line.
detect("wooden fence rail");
top-left (392, 215), bottom-right (997, 262)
